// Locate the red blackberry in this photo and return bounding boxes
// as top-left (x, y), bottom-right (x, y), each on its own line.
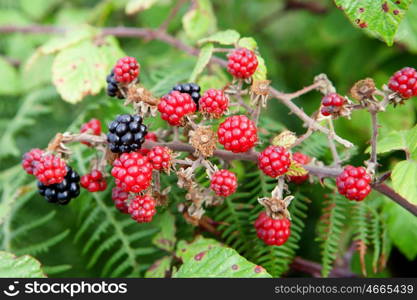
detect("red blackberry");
top-left (80, 170), bottom-right (107, 192)
top-left (227, 48), bottom-right (258, 79)
top-left (80, 118), bottom-right (102, 146)
top-left (320, 93), bottom-right (346, 117)
top-left (113, 56), bottom-right (140, 84)
top-left (388, 67), bottom-right (417, 99)
top-left (107, 114), bottom-right (148, 153)
top-left (254, 211), bottom-right (291, 246)
top-left (172, 83), bottom-right (201, 109)
top-left (139, 132), bottom-right (158, 155)
top-left (217, 115), bottom-right (258, 153)
top-left (199, 89), bottom-right (229, 118)
top-left (37, 166), bottom-right (80, 205)
top-left (147, 146), bottom-right (172, 171)
top-left (158, 91), bottom-right (197, 126)
top-left (106, 70), bottom-right (124, 99)
top-left (128, 195), bottom-right (156, 223)
top-left (210, 169), bottom-right (237, 197)
top-left (288, 152), bottom-right (310, 184)
top-left (336, 165), bottom-right (371, 201)
top-left (112, 187), bottom-right (129, 214)
top-left (258, 146), bottom-right (291, 178)
top-left (22, 148), bottom-right (44, 175)
top-left (33, 154), bottom-right (67, 185)
top-left (111, 152), bottom-right (153, 193)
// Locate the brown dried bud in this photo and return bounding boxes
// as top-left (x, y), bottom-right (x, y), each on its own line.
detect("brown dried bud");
top-left (127, 85), bottom-right (159, 106)
top-left (257, 196), bottom-right (292, 220)
top-left (350, 78), bottom-right (376, 101)
top-left (189, 126), bottom-right (218, 157)
top-left (250, 80), bottom-right (271, 107)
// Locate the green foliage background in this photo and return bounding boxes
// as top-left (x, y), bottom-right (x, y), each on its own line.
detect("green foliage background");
top-left (0, 0), bottom-right (416, 277)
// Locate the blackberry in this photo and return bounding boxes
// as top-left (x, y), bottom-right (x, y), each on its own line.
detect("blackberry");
top-left (106, 70), bottom-right (124, 99)
top-left (37, 166), bottom-right (80, 205)
top-left (172, 83), bottom-right (201, 109)
top-left (107, 114), bottom-right (148, 153)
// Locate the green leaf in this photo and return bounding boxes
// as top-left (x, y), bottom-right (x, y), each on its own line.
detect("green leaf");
top-left (176, 236), bottom-right (222, 261)
top-left (40, 26), bottom-right (95, 55)
top-left (334, 0), bottom-right (412, 45)
top-left (0, 251), bottom-right (46, 277)
top-left (0, 57), bottom-right (19, 95)
top-left (20, 0), bottom-right (60, 20)
top-left (182, 0), bottom-right (217, 41)
top-left (395, 2), bottom-right (417, 52)
top-left (174, 246), bottom-right (271, 278)
top-left (384, 201), bottom-right (417, 260)
top-left (371, 125), bottom-right (417, 155)
top-left (198, 29), bottom-right (240, 45)
top-left (125, 0), bottom-right (161, 15)
top-left (152, 211), bottom-right (176, 252)
top-left (145, 256), bottom-right (172, 278)
top-left (238, 37), bottom-right (257, 51)
top-left (392, 160), bottom-right (417, 205)
top-left (52, 37), bottom-right (122, 103)
top-left (189, 43), bottom-right (213, 82)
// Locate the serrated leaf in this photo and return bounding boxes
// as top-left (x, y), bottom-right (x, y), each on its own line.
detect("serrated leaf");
top-left (174, 246), bottom-right (271, 278)
top-left (182, 0), bottom-right (217, 41)
top-left (0, 57), bottom-right (19, 95)
top-left (287, 161), bottom-right (308, 177)
top-left (384, 201), bottom-right (417, 260)
top-left (125, 0), bottom-right (161, 15)
top-left (189, 43), bottom-right (213, 82)
top-left (370, 125), bottom-right (417, 155)
top-left (152, 211), bottom-right (176, 252)
top-left (391, 160), bottom-right (417, 205)
top-left (237, 37), bottom-right (257, 51)
top-left (176, 236), bottom-right (222, 261)
top-left (198, 29), bottom-right (240, 45)
top-left (334, 0), bottom-right (412, 45)
top-left (145, 256), bottom-right (172, 278)
top-left (52, 37), bottom-right (122, 103)
top-left (0, 251), bottom-right (46, 277)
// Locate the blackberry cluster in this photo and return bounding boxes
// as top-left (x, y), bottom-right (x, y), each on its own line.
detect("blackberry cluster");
top-left (37, 167), bottom-right (80, 205)
top-left (108, 114), bottom-right (148, 153)
top-left (106, 70), bottom-right (124, 99)
top-left (172, 83), bottom-right (201, 109)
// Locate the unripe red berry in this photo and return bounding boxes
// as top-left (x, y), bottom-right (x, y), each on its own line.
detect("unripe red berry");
top-left (210, 169), bottom-right (238, 197)
top-left (113, 56), bottom-right (140, 84)
top-left (80, 170), bottom-right (107, 192)
top-left (336, 165), bottom-right (371, 201)
top-left (227, 48), bottom-right (258, 79)
top-left (217, 115), bottom-right (258, 153)
top-left (80, 119), bottom-right (102, 146)
top-left (147, 146), bottom-right (172, 171)
top-left (254, 212), bottom-right (291, 246)
top-left (288, 152), bottom-right (310, 184)
top-left (158, 91), bottom-right (197, 126)
top-left (320, 93), bottom-right (346, 117)
top-left (33, 154), bottom-right (67, 185)
top-left (258, 146), bottom-right (291, 178)
top-left (388, 67), bottom-right (417, 99)
top-left (111, 152), bottom-right (153, 193)
top-left (22, 148), bottom-right (44, 175)
top-left (199, 89), bottom-right (229, 118)
top-left (112, 187), bottom-right (129, 214)
top-left (128, 194), bottom-right (156, 223)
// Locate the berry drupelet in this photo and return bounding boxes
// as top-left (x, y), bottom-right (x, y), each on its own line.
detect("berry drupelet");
top-left (33, 154), bottom-right (67, 185)
top-left (107, 114), bottom-right (148, 153)
top-left (128, 195), bottom-right (156, 223)
top-left (22, 148), bottom-right (44, 175)
top-left (113, 56), bottom-right (140, 84)
top-left (112, 187), bottom-right (129, 214)
top-left (199, 89), bottom-right (229, 118)
top-left (158, 91), bottom-right (197, 126)
top-left (217, 115), bottom-right (258, 153)
top-left (80, 170), bottom-right (107, 192)
top-left (258, 146), bottom-right (291, 178)
top-left (388, 67), bottom-right (417, 99)
top-left (172, 83), bottom-right (201, 109)
top-left (139, 132), bottom-right (158, 155)
top-left (37, 166), bottom-right (80, 205)
top-left (320, 93), bottom-right (346, 117)
top-left (210, 169), bottom-right (238, 197)
top-left (147, 146), bottom-right (172, 172)
top-left (288, 152), bottom-right (310, 184)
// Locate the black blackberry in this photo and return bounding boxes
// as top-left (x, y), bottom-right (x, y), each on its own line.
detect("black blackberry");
top-left (106, 70), bottom-right (124, 99)
top-left (107, 114), bottom-right (148, 153)
top-left (37, 166), bottom-right (80, 205)
top-left (172, 83), bottom-right (201, 109)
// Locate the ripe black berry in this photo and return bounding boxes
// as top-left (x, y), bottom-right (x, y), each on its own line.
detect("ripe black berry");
top-left (106, 70), bottom-right (124, 99)
top-left (107, 114), bottom-right (148, 153)
top-left (37, 166), bottom-right (80, 205)
top-left (172, 83), bottom-right (201, 109)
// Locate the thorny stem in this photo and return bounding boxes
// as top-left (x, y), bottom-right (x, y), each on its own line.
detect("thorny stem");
top-left (368, 110), bottom-right (379, 173)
